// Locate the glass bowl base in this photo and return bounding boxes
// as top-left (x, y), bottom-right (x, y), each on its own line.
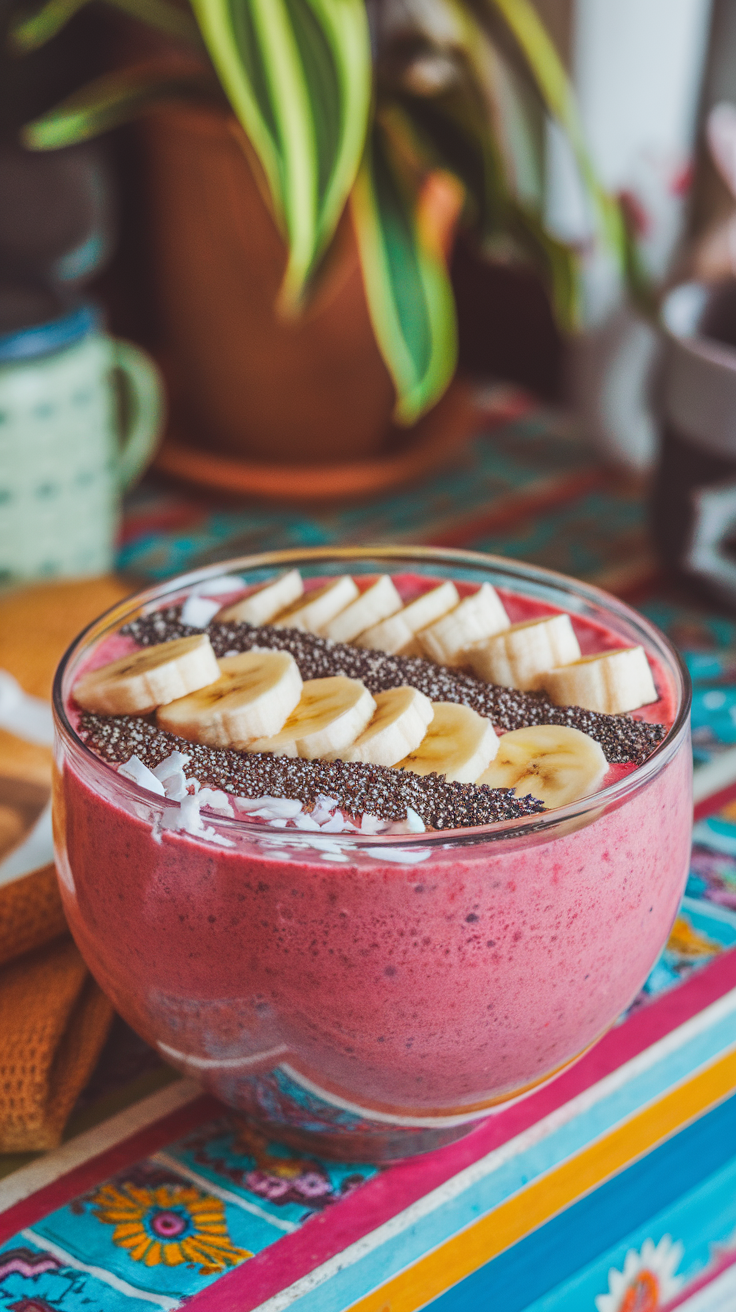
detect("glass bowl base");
top-left (226, 1067), bottom-right (486, 1161)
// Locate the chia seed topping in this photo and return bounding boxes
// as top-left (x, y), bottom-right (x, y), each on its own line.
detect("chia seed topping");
top-left (123, 608), bottom-right (667, 765)
top-left (78, 712), bottom-right (546, 831)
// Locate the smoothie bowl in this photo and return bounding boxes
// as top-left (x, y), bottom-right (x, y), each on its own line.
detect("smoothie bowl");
top-left (52, 547), bottom-right (692, 1160)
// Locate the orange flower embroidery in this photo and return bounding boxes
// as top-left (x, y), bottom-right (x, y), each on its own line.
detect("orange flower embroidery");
top-left (90, 1181), bottom-right (252, 1275)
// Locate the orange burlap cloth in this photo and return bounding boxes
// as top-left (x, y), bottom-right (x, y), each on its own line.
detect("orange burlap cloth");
top-left (0, 929), bottom-right (114, 1152)
top-left (0, 575), bottom-right (131, 1152)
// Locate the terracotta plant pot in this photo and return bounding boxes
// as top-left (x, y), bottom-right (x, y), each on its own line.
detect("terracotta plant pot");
top-left (145, 106), bottom-right (433, 466)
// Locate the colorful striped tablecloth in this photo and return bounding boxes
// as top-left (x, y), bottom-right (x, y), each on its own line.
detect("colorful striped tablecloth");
top-left (2, 407), bottom-right (735, 1312)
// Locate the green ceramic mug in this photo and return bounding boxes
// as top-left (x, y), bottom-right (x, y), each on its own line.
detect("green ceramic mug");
top-left (0, 304), bottom-right (164, 582)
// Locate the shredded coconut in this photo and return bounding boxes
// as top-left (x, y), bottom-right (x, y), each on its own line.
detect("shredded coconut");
top-left (153, 750), bottom-right (191, 801)
top-left (293, 812), bottom-right (321, 831)
top-left (197, 787), bottom-right (234, 816)
top-left (241, 798), bottom-right (305, 820)
top-left (363, 846), bottom-right (431, 864)
top-left (119, 755), bottom-right (165, 796)
top-left (360, 813), bottom-right (390, 834)
top-left (120, 750), bottom-right (432, 861)
top-left (84, 713), bottom-right (544, 829)
top-left (158, 790), bottom-right (235, 847)
top-left (190, 574), bottom-right (244, 596)
top-left (153, 750), bottom-right (191, 780)
top-left (179, 596), bottom-right (222, 629)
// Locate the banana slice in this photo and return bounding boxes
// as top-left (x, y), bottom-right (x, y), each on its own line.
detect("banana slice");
top-left (249, 676), bottom-right (376, 759)
top-left (417, 583), bottom-right (510, 665)
top-left (272, 576), bottom-right (359, 634)
top-left (73, 635), bottom-right (220, 715)
top-left (467, 613), bottom-right (581, 690)
top-left (323, 575), bottom-right (403, 644)
top-left (338, 686), bottom-right (434, 766)
top-left (397, 701), bottom-right (498, 783)
top-left (357, 581), bottom-right (459, 655)
top-left (216, 569), bottom-right (303, 626)
top-left (539, 646), bottom-right (658, 715)
top-left (156, 650), bottom-right (303, 747)
top-left (477, 724), bottom-right (607, 808)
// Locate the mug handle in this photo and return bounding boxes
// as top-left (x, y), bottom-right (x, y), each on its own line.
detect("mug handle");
top-left (113, 340), bottom-right (166, 490)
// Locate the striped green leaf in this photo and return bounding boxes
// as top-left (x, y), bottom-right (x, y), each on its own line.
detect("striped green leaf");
top-left (9, 0), bottom-right (199, 54)
top-left (484, 0), bottom-right (625, 255)
top-left (439, 0), bottom-right (545, 212)
top-left (398, 87), bottom-right (578, 331)
top-left (395, 74), bottom-right (508, 245)
top-left (190, 0), bottom-right (371, 308)
top-left (507, 203), bottom-right (579, 331)
top-left (21, 63), bottom-right (213, 149)
top-left (351, 121), bottom-right (458, 425)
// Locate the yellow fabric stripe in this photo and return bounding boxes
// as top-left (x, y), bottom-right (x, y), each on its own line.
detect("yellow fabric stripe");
top-left (347, 1048), bottom-right (736, 1312)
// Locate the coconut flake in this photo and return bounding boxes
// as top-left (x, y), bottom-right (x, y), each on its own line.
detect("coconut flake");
top-left (250, 798), bottom-right (305, 819)
top-left (385, 806), bottom-right (426, 835)
top-left (305, 838), bottom-right (349, 862)
top-left (320, 811), bottom-right (356, 833)
top-left (197, 787), bottom-right (234, 816)
top-left (361, 813), bottom-right (389, 834)
top-left (293, 812), bottom-right (321, 831)
top-left (405, 807), bottom-right (426, 832)
top-left (119, 755), bottom-right (165, 796)
top-left (153, 750), bottom-right (191, 780)
top-left (160, 790), bottom-right (235, 846)
top-left (191, 574), bottom-right (243, 597)
top-left (310, 795), bottom-right (339, 826)
top-left (178, 793), bottom-right (206, 833)
top-left (363, 846), bottom-right (431, 864)
top-left (234, 795), bottom-right (282, 813)
top-left (180, 596), bottom-right (221, 628)
top-left (153, 751), bottom-right (191, 801)
top-left (161, 771), bottom-right (188, 801)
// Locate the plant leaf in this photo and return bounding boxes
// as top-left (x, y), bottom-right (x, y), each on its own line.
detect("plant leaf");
top-left (396, 87), bottom-right (578, 330)
top-left (190, 0), bottom-right (371, 308)
top-left (9, 0), bottom-right (88, 51)
top-left (506, 202), bottom-right (579, 331)
top-left (21, 62), bottom-right (214, 149)
top-left (395, 79), bottom-right (506, 242)
top-left (351, 120), bottom-right (458, 425)
top-left (483, 0), bottom-right (624, 253)
top-left (431, 0), bottom-right (544, 211)
top-left (8, 0), bottom-right (199, 54)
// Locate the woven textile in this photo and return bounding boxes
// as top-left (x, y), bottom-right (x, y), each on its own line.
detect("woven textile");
top-left (0, 865), bottom-right (66, 969)
top-left (0, 936), bottom-right (112, 1152)
top-left (0, 577), bottom-right (130, 1154)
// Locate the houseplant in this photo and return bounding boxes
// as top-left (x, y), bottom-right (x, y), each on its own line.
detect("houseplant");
top-left (8, 0), bottom-right (625, 467)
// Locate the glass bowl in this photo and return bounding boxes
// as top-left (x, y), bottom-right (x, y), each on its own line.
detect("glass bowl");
top-left (52, 547), bottom-right (692, 1161)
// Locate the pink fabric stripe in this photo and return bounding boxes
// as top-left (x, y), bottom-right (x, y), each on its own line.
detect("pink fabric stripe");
top-left (190, 946), bottom-right (736, 1311)
top-left (663, 1248), bottom-right (736, 1308)
top-left (694, 779), bottom-right (736, 820)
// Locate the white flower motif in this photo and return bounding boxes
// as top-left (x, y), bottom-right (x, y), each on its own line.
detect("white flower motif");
top-left (595, 1235), bottom-right (684, 1312)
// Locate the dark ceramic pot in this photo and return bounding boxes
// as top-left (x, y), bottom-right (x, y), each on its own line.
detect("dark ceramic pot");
top-left (653, 280), bottom-right (736, 608)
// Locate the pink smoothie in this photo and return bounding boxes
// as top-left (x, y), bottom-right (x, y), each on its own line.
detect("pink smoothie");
top-left (55, 575), bottom-right (692, 1124)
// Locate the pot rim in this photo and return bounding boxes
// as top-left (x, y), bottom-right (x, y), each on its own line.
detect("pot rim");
top-left (662, 280), bottom-right (736, 370)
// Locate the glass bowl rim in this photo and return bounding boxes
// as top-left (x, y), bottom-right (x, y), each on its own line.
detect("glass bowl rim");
top-left (52, 545), bottom-right (692, 850)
